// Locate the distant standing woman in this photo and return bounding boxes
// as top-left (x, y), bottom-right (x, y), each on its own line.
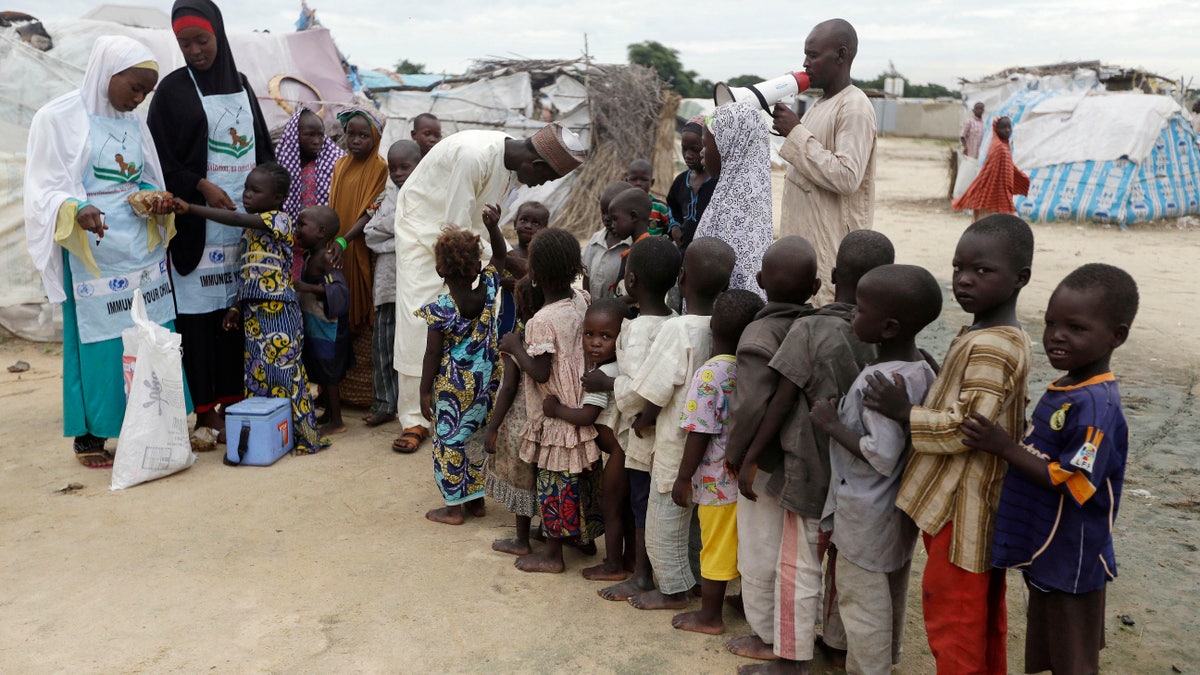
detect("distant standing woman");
top-left (952, 116), bottom-right (1030, 220)
top-left (25, 37), bottom-right (183, 467)
top-left (149, 0), bottom-right (274, 440)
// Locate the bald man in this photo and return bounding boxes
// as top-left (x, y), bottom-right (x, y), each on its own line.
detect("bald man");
top-left (773, 18), bottom-right (876, 307)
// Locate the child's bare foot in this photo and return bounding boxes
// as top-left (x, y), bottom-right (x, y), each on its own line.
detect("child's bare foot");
top-left (464, 499), bottom-right (486, 518)
top-left (628, 588), bottom-right (689, 610)
top-left (514, 549), bottom-right (564, 573)
top-left (671, 609), bottom-right (725, 635)
top-left (425, 506), bottom-right (464, 525)
top-left (737, 659), bottom-right (808, 675)
top-left (598, 576), bottom-right (653, 601)
top-left (319, 423), bottom-right (347, 435)
top-left (725, 635), bottom-right (778, 660)
top-left (581, 560), bottom-right (628, 581)
top-left (492, 538), bottom-right (532, 556)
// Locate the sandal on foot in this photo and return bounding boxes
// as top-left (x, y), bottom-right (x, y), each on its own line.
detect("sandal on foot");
top-left (392, 426), bottom-right (429, 454)
top-left (74, 435), bottom-right (113, 469)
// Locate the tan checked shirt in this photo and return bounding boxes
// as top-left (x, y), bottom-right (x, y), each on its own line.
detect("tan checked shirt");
top-left (896, 325), bottom-right (1032, 573)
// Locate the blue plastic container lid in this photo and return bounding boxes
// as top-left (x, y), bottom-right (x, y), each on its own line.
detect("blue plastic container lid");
top-left (225, 397), bottom-right (290, 417)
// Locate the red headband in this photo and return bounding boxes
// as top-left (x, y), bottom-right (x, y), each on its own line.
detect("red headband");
top-left (172, 15), bottom-right (214, 35)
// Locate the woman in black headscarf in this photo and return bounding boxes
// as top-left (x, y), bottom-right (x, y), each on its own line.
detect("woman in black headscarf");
top-left (148, 0), bottom-right (273, 440)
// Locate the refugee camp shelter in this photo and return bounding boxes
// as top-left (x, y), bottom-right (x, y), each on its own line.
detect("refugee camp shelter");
top-left (0, 10), bottom-right (356, 340)
top-left (961, 62), bottom-right (1200, 226)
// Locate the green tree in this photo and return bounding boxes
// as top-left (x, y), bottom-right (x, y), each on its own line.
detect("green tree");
top-left (852, 72), bottom-right (960, 99)
top-left (628, 41), bottom-right (707, 97)
top-left (726, 74), bottom-right (765, 88)
top-left (394, 58), bottom-right (426, 74)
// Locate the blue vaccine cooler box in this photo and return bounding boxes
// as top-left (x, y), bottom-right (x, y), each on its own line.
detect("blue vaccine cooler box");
top-left (224, 397), bottom-right (294, 466)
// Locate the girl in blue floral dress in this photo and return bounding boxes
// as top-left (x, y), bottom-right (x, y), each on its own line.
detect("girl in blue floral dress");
top-left (173, 162), bottom-right (328, 455)
top-left (417, 204), bottom-right (507, 525)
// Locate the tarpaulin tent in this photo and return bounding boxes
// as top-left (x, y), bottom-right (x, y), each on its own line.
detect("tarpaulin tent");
top-left (0, 16), bottom-right (356, 340)
top-left (975, 89), bottom-right (1200, 226)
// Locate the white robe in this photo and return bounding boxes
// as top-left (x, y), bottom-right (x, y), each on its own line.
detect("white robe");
top-left (392, 130), bottom-right (517, 376)
top-left (24, 36), bottom-right (166, 304)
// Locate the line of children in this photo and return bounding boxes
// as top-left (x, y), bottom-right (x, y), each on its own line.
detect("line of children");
top-left (397, 173), bottom-right (1133, 675)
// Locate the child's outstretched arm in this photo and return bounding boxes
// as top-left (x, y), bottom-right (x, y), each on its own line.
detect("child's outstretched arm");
top-left (671, 431), bottom-right (710, 508)
top-left (419, 328), bottom-right (442, 421)
top-left (482, 203), bottom-right (507, 273)
top-left (542, 395), bottom-right (603, 427)
top-left (484, 354), bottom-right (520, 453)
top-left (498, 332), bottom-right (551, 383)
top-left (172, 198), bottom-right (266, 230)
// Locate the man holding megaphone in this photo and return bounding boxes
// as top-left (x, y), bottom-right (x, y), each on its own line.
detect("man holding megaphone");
top-left (771, 18), bottom-right (876, 307)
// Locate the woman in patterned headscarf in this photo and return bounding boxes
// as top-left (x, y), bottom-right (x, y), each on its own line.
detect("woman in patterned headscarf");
top-left (694, 102), bottom-right (774, 299)
top-left (275, 106), bottom-right (344, 280)
top-left (327, 105), bottom-right (388, 408)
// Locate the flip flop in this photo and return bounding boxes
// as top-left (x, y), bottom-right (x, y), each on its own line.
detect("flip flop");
top-left (392, 426), bottom-right (429, 454)
top-left (363, 411), bottom-right (397, 427)
top-left (75, 449), bottom-right (114, 469)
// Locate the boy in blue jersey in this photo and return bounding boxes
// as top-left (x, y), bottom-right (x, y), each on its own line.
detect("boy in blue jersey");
top-left (961, 263), bottom-right (1138, 675)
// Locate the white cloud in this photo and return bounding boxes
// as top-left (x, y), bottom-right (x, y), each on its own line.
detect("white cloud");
top-left (19, 0), bottom-right (1200, 87)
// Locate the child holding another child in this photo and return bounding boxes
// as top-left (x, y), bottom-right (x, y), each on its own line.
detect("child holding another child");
top-left (500, 228), bottom-right (603, 574)
top-left (417, 204), bottom-right (507, 525)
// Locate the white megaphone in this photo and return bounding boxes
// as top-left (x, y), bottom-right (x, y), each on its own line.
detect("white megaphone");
top-left (713, 72), bottom-right (811, 111)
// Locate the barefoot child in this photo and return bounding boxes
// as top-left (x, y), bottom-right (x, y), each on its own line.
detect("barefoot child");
top-left (172, 162), bottom-right (328, 455)
top-left (542, 298), bottom-right (630, 578)
top-left (671, 289), bottom-right (764, 635)
top-left (629, 237), bottom-right (736, 612)
top-left (722, 236), bottom-right (823, 661)
top-left (625, 158), bottom-right (675, 243)
top-left (865, 214), bottom-right (1035, 674)
top-left (295, 207), bottom-right (352, 435)
top-left (582, 181), bottom-right (633, 300)
top-left (363, 140), bottom-right (421, 429)
top-left (417, 204), bottom-right (508, 525)
top-left (735, 230), bottom-right (890, 673)
top-left (484, 277), bottom-right (545, 555)
top-left (961, 263), bottom-right (1138, 675)
top-left (582, 236), bottom-right (682, 599)
top-left (808, 264), bottom-right (942, 674)
top-left (499, 228), bottom-right (603, 573)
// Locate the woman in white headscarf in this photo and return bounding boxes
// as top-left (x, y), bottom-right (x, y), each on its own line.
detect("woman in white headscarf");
top-left (694, 102), bottom-right (775, 299)
top-left (25, 36), bottom-right (181, 468)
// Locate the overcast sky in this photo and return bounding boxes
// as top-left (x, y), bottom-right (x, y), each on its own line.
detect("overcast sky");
top-left (26, 0), bottom-right (1200, 88)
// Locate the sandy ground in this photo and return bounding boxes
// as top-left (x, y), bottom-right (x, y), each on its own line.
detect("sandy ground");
top-left (2, 137), bottom-right (1199, 673)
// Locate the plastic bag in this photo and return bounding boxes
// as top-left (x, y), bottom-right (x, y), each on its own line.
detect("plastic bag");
top-left (953, 151), bottom-right (980, 199)
top-left (111, 289), bottom-right (195, 490)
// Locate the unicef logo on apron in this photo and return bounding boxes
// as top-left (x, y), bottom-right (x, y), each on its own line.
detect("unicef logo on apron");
top-left (206, 105), bottom-right (255, 160)
top-left (209, 249), bottom-right (226, 264)
top-left (109, 276), bottom-right (130, 292)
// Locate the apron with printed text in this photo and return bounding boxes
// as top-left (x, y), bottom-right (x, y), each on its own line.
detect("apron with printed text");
top-left (171, 72), bottom-right (256, 314)
top-left (69, 114), bottom-right (176, 344)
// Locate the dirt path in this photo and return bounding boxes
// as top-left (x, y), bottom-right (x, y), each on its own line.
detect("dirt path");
top-left (2, 137), bottom-right (1198, 673)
